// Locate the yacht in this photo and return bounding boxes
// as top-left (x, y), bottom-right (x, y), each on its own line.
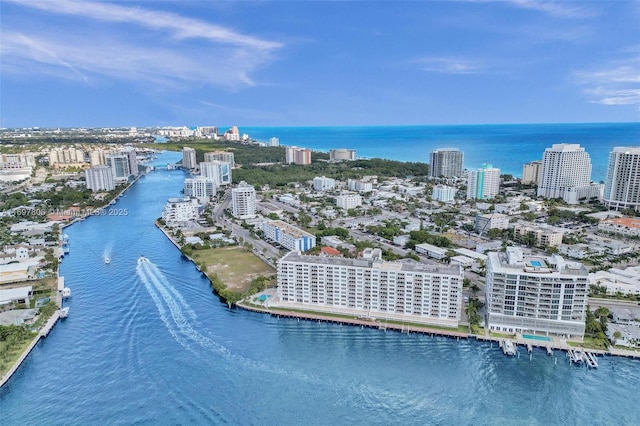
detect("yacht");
top-left (104, 257), bottom-right (111, 264)
top-left (138, 255), bottom-right (148, 265)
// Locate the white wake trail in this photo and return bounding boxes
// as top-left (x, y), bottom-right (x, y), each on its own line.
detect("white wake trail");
top-left (143, 261), bottom-right (197, 320)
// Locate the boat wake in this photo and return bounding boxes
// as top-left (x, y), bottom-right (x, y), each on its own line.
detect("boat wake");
top-left (135, 258), bottom-right (228, 357)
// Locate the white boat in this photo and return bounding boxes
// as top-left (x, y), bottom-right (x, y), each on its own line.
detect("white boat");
top-left (104, 257), bottom-right (111, 264)
top-left (138, 255), bottom-right (148, 265)
top-left (59, 307), bottom-right (70, 318)
top-left (62, 287), bottom-right (71, 298)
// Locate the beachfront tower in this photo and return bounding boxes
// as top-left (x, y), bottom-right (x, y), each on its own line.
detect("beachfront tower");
top-left (537, 143), bottom-right (602, 204)
top-left (604, 147), bottom-right (640, 212)
top-left (182, 147), bottom-right (197, 170)
top-left (429, 148), bottom-right (464, 179)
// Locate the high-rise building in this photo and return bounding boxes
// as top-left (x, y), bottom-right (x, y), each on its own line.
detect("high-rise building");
top-left (85, 165), bottom-right (115, 191)
top-left (184, 177), bottom-right (217, 204)
top-left (123, 147), bottom-right (139, 177)
top-left (522, 160), bottom-right (542, 185)
top-left (432, 185), bottom-right (457, 202)
top-left (105, 154), bottom-right (131, 183)
top-left (329, 149), bottom-right (356, 161)
top-left (200, 161), bottom-right (232, 186)
top-left (466, 164), bottom-right (500, 200)
top-left (604, 147), bottom-right (640, 212)
top-left (537, 143), bottom-right (601, 204)
top-left (269, 137), bottom-right (280, 147)
top-left (285, 147), bottom-right (312, 165)
top-left (485, 247), bottom-right (588, 338)
top-left (89, 149), bottom-right (106, 166)
top-left (204, 151), bottom-right (235, 167)
top-left (429, 148), bottom-right (463, 178)
top-left (161, 197), bottom-right (201, 226)
top-left (232, 181), bottom-right (256, 219)
top-left (182, 147), bottom-right (197, 170)
top-left (277, 249), bottom-right (463, 327)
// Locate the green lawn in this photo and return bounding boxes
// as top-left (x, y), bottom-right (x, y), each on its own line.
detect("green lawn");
top-left (0, 335), bottom-right (37, 378)
top-left (191, 246), bottom-right (275, 293)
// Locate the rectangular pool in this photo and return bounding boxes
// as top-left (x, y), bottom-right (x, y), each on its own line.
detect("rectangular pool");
top-left (529, 260), bottom-right (542, 267)
top-left (523, 334), bottom-right (552, 342)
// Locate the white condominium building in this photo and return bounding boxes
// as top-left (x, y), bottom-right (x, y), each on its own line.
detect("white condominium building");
top-left (231, 181), bottom-right (256, 219)
top-left (161, 197), bottom-right (201, 226)
top-left (429, 148), bottom-right (464, 179)
top-left (336, 193), bottom-right (363, 209)
top-left (105, 154), bottom-right (131, 183)
top-left (261, 220), bottom-right (316, 252)
top-left (277, 249), bottom-right (463, 327)
top-left (200, 161), bottom-right (232, 186)
top-left (182, 147), bottom-right (197, 170)
top-left (269, 137), bottom-right (280, 147)
top-left (204, 151), bottom-right (235, 167)
top-left (85, 165), bottom-right (115, 191)
top-left (329, 149), bottom-right (356, 161)
top-left (474, 213), bottom-right (509, 234)
top-left (604, 147), bottom-right (640, 212)
top-left (512, 223), bottom-right (564, 248)
top-left (432, 185), bottom-right (457, 202)
top-left (485, 247), bottom-right (588, 338)
top-left (467, 164), bottom-right (500, 200)
top-left (313, 176), bottom-right (336, 191)
top-left (184, 177), bottom-right (217, 204)
top-left (537, 143), bottom-right (600, 204)
top-left (347, 179), bottom-right (373, 193)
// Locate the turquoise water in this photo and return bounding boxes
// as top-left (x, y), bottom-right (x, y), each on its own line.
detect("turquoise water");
top-left (523, 334), bottom-right (553, 342)
top-left (1, 146), bottom-right (640, 424)
top-left (242, 122), bottom-right (640, 181)
top-left (530, 260), bottom-right (542, 267)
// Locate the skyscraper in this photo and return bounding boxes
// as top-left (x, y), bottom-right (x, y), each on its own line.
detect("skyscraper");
top-left (285, 147), bottom-right (312, 165)
top-left (200, 161), bottom-right (232, 186)
top-left (537, 143), bottom-right (601, 204)
top-left (204, 151), bottom-right (235, 167)
top-left (604, 147), bottom-right (640, 212)
top-left (429, 148), bottom-right (463, 178)
top-left (522, 160), bottom-right (542, 185)
top-left (85, 165), bottom-right (115, 191)
top-left (466, 164), bottom-right (500, 200)
top-left (105, 154), bottom-right (131, 184)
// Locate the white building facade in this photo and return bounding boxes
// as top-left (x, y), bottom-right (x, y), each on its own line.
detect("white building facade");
top-left (429, 148), bottom-right (464, 179)
top-left (336, 193), bottom-right (363, 210)
top-left (313, 176), bottom-right (336, 191)
top-left (161, 197), bottom-right (200, 226)
top-left (85, 165), bottom-right (115, 191)
top-left (467, 164), bottom-right (501, 200)
top-left (261, 220), bottom-right (316, 252)
top-left (184, 177), bottom-right (217, 204)
top-left (432, 185), bottom-right (457, 202)
top-left (231, 181), bottom-right (256, 219)
top-left (277, 251), bottom-right (463, 327)
top-left (204, 151), bottom-right (235, 167)
top-left (486, 248), bottom-right (588, 338)
top-left (200, 161), bottom-right (232, 186)
top-left (603, 147), bottom-right (640, 212)
top-left (182, 147), bottom-right (197, 170)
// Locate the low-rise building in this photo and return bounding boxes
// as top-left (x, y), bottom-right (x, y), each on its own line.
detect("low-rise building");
top-left (261, 220), bottom-right (316, 252)
top-left (336, 193), bottom-right (363, 210)
top-left (313, 176), bottom-right (336, 191)
top-left (161, 197), bottom-right (200, 226)
top-left (415, 243), bottom-right (447, 260)
top-left (513, 223), bottom-right (564, 248)
top-left (589, 266), bottom-right (640, 296)
top-left (598, 217), bottom-right (640, 238)
top-left (474, 213), bottom-right (509, 234)
top-left (432, 185), bottom-right (456, 203)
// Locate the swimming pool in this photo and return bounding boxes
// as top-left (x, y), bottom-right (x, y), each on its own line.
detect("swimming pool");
top-left (523, 334), bottom-right (552, 341)
top-left (529, 260), bottom-right (542, 267)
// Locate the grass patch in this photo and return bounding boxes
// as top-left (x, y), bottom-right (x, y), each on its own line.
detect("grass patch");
top-left (0, 332), bottom-right (38, 377)
top-left (567, 337), bottom-right (609, 350)
top-left (490, 331), bottom-right (516, 339)
top-left (194, 246), bottom-right (275, 293)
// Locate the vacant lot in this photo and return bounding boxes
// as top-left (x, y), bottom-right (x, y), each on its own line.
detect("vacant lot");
top-left (191, 246), bottom-right (275, 293)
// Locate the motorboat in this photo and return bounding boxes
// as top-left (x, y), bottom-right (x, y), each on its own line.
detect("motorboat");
top-left (138, 255), bottom-right (148, 265)
top-left (105, 257), bottom-right (111, 264)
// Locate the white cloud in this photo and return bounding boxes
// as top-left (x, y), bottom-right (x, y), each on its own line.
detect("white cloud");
top-left (506, 0), bottom-right (596, 19)
top-left (417, 57), bottom-right (482, 75)
top-left (573, 59), bottom-right (640, 106)
top-left (1, 0), bottom-right (282, 89)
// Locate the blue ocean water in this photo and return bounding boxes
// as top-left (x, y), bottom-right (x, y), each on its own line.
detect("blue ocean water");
top-left (1, 151), bottom-right (640, 424)
top-left (242, 123), bottom-right (640, 182)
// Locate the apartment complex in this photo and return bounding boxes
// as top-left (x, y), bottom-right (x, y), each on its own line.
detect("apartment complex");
top-left (261, 220), bottom-right (316, 252)
top-left (85, 165), bottom-right (115, 191)
top-left (336, 193), bottom-right (363, 209)
top-left (522, 160), bottom-right (542, 185)
top-left (429, 148), bottom-right (464, 179)
top-left (184, 177), bottom-right (217, 204)
top-left (285, 147), bottom-right (312, 165)
top-left (467, 164), bottom-right (500, 200)
top-left (604, 147), bottom-right (640, 212)
top-left (537, 143), bottom-right (602, 204)
top-left (204, 151), bottom-right (235, 167)
top-left (200, 161), bottom-right (232, 186)
top-left (485, 247), bottom-right (588, 338)
top-left (231, 181), bottom-right (256, 219)
top-left (347, 179), bottom-right (373, 193)
top-left (474, 213), bottom-right (509, 233)
top-left (432, 185), bottom-right (457, 202)
top-left (182, 147), bottom-right (197, 170)
top-left (513, 223), bottom-right (564, 248)
top-left (329, 149), bottom-right (356, 161)
top-left (105, 154), bottom-right (131, 184)
top-left (276, 249), bottom-right (463, 327)
top-left (161, 197), bottom-right (200, 226)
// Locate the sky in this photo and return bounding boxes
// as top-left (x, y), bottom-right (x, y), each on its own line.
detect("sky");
top-left (1, 0), bottom-right (639, 127)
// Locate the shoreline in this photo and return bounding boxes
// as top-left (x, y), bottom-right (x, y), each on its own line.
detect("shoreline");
top-left (236, 300), bottom-right (640, 360)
